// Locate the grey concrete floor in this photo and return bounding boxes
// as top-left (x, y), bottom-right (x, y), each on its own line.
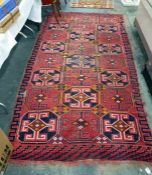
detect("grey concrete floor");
top-left (0, 0), bottom-right (152, 174)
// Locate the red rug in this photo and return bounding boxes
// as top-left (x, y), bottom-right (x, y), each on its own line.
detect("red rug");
top-left (9, 12), bottom-right (152, 162)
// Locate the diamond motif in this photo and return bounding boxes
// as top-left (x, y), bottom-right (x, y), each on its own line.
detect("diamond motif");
top-left (112, 94), bottom-right (124, 103)
top-left (45, 57), bottom-right (54, 64)
top-left (109, 59), bottom-right (115, 65)
top-left (28, 119), bottom-right (46, 131)
top-left (73, 118), bottom-right (88, 129)
top-left (73, 92), bottom-right (89, 102)
top-left (109, 74), bottom-right (121, 82)
top-left (77, 74), bottom-right (86, 81)
top-left (112, 120), bottom-right (129, 132)
top-left (34, 94), bottom-right (47, 103)
top-left (39, 74), bottom-right (52, 81)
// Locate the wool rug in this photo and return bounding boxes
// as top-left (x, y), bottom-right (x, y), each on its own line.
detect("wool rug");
top-left (9, 12), bottom-right (152, 162)
top-left (71, 0), bottom-right (113, 9)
